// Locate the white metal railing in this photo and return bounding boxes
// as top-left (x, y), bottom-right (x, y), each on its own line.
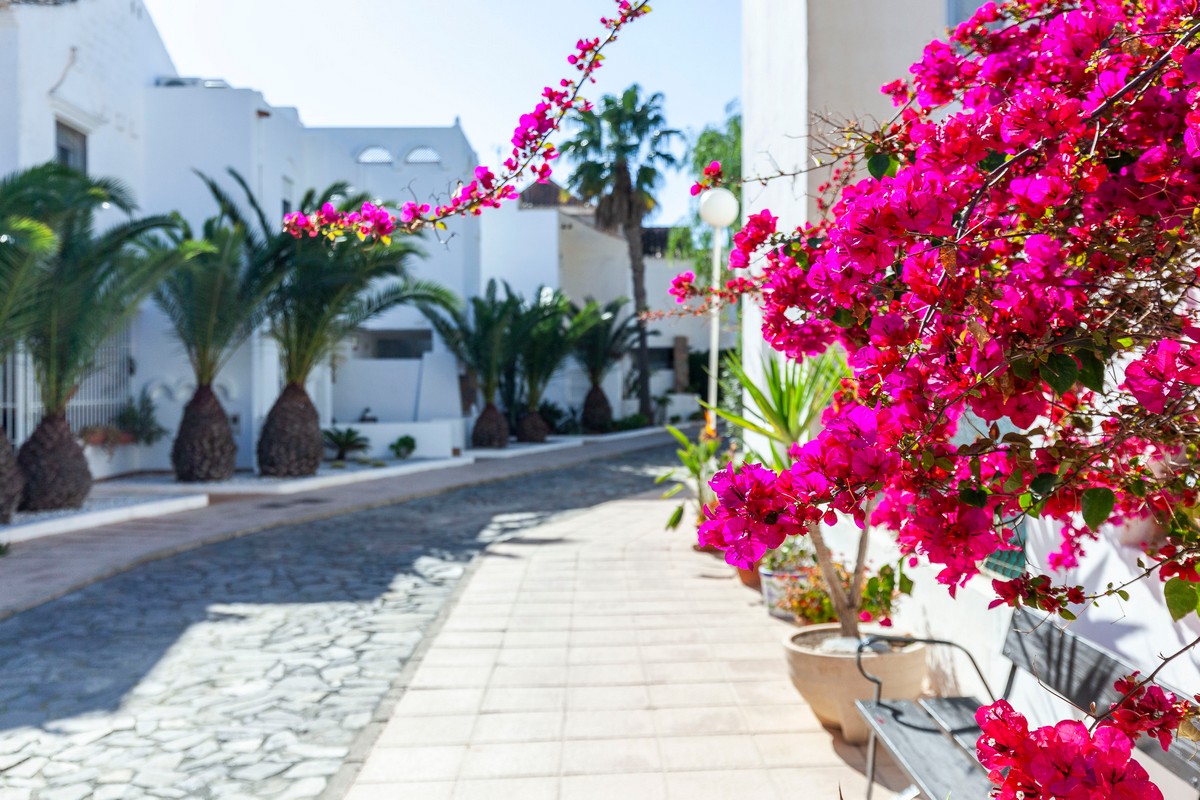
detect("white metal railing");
top-left (0, 327), bottom-right (132, 444)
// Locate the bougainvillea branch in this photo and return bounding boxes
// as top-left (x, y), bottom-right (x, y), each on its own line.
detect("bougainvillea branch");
top-left (284, 0), bottom-right (651, 241)
top-left (678, 1), bottom-right (1200, 791)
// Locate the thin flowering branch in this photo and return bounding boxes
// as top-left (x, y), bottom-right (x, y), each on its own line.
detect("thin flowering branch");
top-left (283, 0), bottom-right (652, 241)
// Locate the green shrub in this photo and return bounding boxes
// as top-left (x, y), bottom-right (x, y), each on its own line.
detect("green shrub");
top-left (114, 388), bottom-right (168, 446)
top-left (611, 412), bottom-right (650, 431)
top-left (389, 435), bottom-right (416, 460)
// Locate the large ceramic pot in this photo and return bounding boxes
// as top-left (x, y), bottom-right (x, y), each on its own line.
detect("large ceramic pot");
top-left (782, 623), bottom-right (927, 744)
top-left (759, 567), bottom-right (804, 620)
top-left (736, 559), bottom-right (763, 591)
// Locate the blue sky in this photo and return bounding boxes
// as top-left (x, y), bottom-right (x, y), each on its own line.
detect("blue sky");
top-left (141, 1), bottom-right (742, 225)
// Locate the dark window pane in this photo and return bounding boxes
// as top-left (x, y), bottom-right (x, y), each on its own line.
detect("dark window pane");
top-left (55, 121), bottom-right (87, 173)
top-left (375, 331), bottom-right (434, 360)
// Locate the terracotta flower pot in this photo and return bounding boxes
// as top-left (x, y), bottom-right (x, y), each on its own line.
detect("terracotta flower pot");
top-left (737, 559), bottom-right (763, 591)
top-left (782, 623), bottom-right (926, 744)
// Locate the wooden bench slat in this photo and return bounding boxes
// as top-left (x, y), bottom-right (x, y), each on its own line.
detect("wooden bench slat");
top-left (856, 699), bottom-right (994, 800)
top-left (919, 696), bottom-right (983, 756)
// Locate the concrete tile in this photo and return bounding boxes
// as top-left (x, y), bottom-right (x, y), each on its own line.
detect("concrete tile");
top-left (768, 766), bottom-right (869, 797)
top-left (409, 667), bottom-right (494, 689)
top-left (458, 741), bottom-right (561, 779)
top-left (561, 737), bottom-right (661, 775)
top-left (506, 615), bottom-right (573, 632)
top-left (566, 663), bottom-right (645, 686)
top-left (489, 666), bottom-right (568, 687)
top-left (647, 682), bottom-right (738, 708)
top-left (659, 735), bottom-right (763, 771)
top-left (420, 648), bottom-right (499, 668)
top-left (651, 706), bottom-right (746, 737)
top-left (503, 631), bottom-right (570, 649)
top-left (639, 644), bottom-right (715, 663)
top-left (345, 782), bottom-right (455, 800)
top-left (481, 687), bottom-right (566, 713)
top-left (394, 689), bottom-right (484, 716)
top-left (569, 629), bottom-right (641, 647)
top-left (378, 715), bottom-right (476, 746)
top-left (471, 711), bottom-right (562, 744)
top-left (643, 661), bottom-right (726, 684)
top-left (561, 772), bottom-right (667, 800)
top-left (741, 704), bottom-right (823, 733)
top-left (355, 745), bottom-right (466, 783)
top-left (566, 685), bottom-right (650, 711)
top-left (496, 647), bottom-right (568, 667)
top-left (566, 645), bottom-right (640, 665)
top-left (753, 732), bottom-right (847, 767)
top-left (563, 709), bottom-right (656, 739)
top-left (665, 769), bottom-right (779, 800)
top-left (452, 777), bottom-right (558, 800)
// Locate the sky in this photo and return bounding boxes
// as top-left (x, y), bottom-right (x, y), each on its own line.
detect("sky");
top-left (141, 0), bottom-right (742, 225)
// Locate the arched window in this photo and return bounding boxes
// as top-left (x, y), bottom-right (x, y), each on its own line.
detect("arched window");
top-left (404, 146), bottom-right (442, 165)
top-left (356, 146), bottom-right (394, 165)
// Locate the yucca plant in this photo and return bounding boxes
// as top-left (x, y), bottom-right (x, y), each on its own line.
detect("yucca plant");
top-left (0, 177), bottom-right (57, 520)
top-left (424, 279), bottom-right (519, 448)
top-left (512, 293), bottom-right (600, 443)
top-left (153, 194), bottom-right (287, 481)
top-left (571, 297), bottom-right (641, 433)
top-left (322, 426), bottom-right (369, 460)
top-left (259, 192), bottom-right (451, 477)
top-left (706, 349), bottom-right (850, 469)
top-left (0, 165), bottom-right (179, 509)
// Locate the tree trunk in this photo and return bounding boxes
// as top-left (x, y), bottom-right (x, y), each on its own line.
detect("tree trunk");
top-left (581, 383), bottom-right (613, 433)
top-left (623, 213), bottom-right (654, 420)
top-left (516, 411), bottom-right (550, 443)
top-left (808, 521), bottom-right (860, 639)
top-left (257, 382), bottom-right (322, 477)
top-left (18, 412), bottom-right (91, 510)
top-left (172, 384), bottom-right (237, 482)
top-left (0, 430), bottom-right (23, 523)
top-left (472, 402), bottom-right (509, 448)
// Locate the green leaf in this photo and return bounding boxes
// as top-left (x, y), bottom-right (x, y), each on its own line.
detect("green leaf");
top-left (1059, 609), bottom-right (1077, 621)
top-left (1116, 589), bottom-right (1130, 601)
top-left (958, 486), bottom-right (989, 508)
top-left (654, 472), bottom-right (671, 485)
top-left (831, 308), bottom-right (855, 328)
top-left (1042, 352), bottom-right (1079, 395)
top-left (665, 505), bottom-right (684, 531)
top-left (1164, 578), bottom-right (1199, 622)
top-left (1010, 357), bottom-right (1035, 381)
top-left (1076, 350), bottom-right (1106, 393)
top-left (1030, 472), bottom-right (1058, 498)
top-left (665, 425), bottom-right (690, 448)
top-left (661, 483), bottom-right (683, 499)
top-left (899, 572), bottom-right (914, 595)
top-left (867, 154), bottom-right (892, 180)
top-left (1081, 487), bottom-right (1115, 531)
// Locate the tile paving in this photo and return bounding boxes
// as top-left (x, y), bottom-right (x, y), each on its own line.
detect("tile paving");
top-left (0, 445), bottom-right (680, 800)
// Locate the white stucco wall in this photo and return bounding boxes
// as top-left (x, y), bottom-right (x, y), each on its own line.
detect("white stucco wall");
top-left (480, 202), bottom-right (560, 299)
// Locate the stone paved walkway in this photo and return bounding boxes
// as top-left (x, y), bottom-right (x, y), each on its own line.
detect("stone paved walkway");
top-left (342, 498), bottom-right (904, 800)
top-left (0, 446), bottom-right (679, 800)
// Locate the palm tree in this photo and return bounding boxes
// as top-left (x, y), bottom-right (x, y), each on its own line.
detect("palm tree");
top-left (571, 297), bottom-right (641, 433)
top-left (152, 208), bottom-right (285, 482)
top-left (423, 279), bottom-right (519, 448)
top-left (512, 293), bottom-right (599, 443)
top-left (0, 173), bottom-right (58, 520)
top-left (2, 165), bottom-right (178, 510)
top-left (562, 84), bottom-right (680, 420)
top-left (258, 188), bottom-right (452, 477)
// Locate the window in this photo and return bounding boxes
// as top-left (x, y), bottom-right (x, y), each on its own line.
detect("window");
top-left (55, 121), bottom-right (87, 173)
top-left (375, 331), bottom-right (433, 360)
top-left (357, 146), bottom-right (394, 165)
top-left (281, 177), bottom-right (294, 217)
top-left (404, 146), bottom-right (442, 165)
top-left (646, 347), bottom-right (675, 372)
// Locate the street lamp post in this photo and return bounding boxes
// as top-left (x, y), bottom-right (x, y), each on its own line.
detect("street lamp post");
top-left (698, 188), bottom-right (740, 413)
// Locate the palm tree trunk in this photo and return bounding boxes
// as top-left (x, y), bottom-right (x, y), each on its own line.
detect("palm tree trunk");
top-left (582, 383), bottom-right (613, 433)
top-left (623, 215), bottom-right (654, 420)
top-left (257, 382), bottom-right (323, 477)
top-left (172, 384), bottom-right (238, 482)
top-left (18, 412), bottom-right (91, 510)
top-left (516, 411), bottom-right (550, 443)
top-left (0, 430), bottom-right (23, 523)
top-left (472, 402), bottom-right (509, 449)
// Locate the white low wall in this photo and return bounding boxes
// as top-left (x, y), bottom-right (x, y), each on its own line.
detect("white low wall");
top-left (346, 418), bottom-right (468, 460)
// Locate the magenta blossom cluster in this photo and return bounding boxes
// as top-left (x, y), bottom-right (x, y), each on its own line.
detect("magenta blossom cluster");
top-left (976, 699), bottom-right (1163, 800)
top-left (283, 202), bottom-right (397, 244)
top-left (698, 463), bottom-right (809, 568)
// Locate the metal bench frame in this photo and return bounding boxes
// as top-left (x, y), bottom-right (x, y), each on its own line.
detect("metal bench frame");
top-left (854, 608), bottom-right (1200, 799)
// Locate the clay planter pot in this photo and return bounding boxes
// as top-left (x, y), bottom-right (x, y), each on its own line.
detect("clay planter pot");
top-left (782, 623), bottom-right (927, 744)
top-left (736, 559), bottom-right (763, 591)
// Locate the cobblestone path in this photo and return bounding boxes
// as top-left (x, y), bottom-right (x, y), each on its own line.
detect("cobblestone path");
top-left (0, 447), bottom-right (673, 800)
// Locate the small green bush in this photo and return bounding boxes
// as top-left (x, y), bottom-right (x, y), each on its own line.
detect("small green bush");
top-left (611, 413), bottom-right (650, 431)
top-left (389, 435), bottom-right (416, 460)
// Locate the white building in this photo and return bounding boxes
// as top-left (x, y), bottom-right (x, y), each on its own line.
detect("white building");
top-left (482, 182), bottom-right (737, 423)
top-left (0, 0), bottom-right (481, 471)
top-left (742, 3), bottom-right (1199, 795)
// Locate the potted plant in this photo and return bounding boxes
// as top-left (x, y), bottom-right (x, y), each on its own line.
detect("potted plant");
top-left (388, 435), bottom-right (416, 460)
top-left (659, 418), bottom-right (723, 541)
top-left (758, 535), bottom-right (816, 620)
top-left (322, 426), bottom-right (369, 461)
top-left (780, 560), bottom-right (908, 627)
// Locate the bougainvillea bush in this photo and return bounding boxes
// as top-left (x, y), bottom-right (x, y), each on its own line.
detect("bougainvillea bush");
top-left (675, 0), bottom-right (1200, 796)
